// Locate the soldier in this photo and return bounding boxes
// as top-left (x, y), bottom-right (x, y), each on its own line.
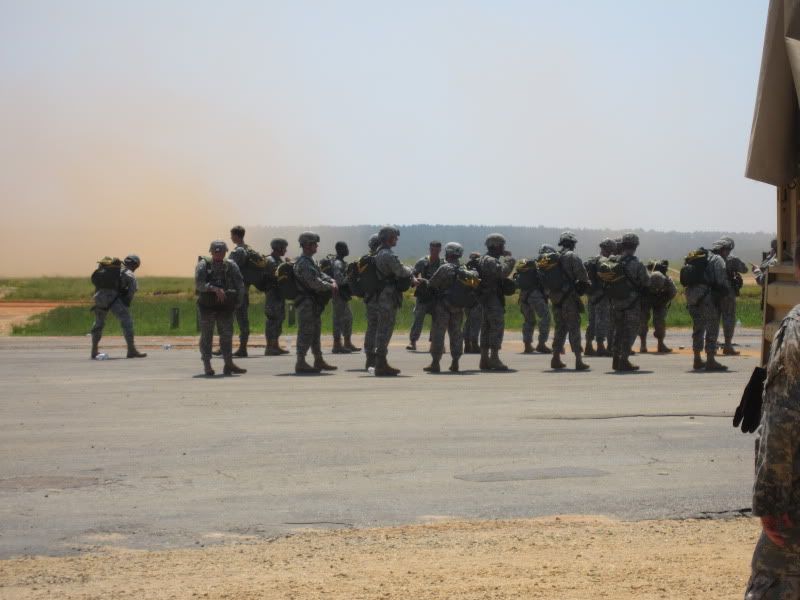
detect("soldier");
top-left (638, 260), bottom-right (677, 353)
top-left (752, 238), bottom-right (779, 286)
top-left (226, 225), bottom-right (251, 357)
top-left (264, 238), bottom-right (290, 356)
top-left (424, 242), bottom-right (475, 373)
top-left (684, 240), bottom-right (730, 371)
top-left (407, 241), bottom-right (443, 351)
top-left (607, 233), bottom-right (649, 372)
top-left (717, 237), bottom-right (748, 356)
top-left (331, 241), bottom-right (360, 354)
top-left (362, 233), bottom-right (382, 370)
top-left (743, 239), bottom-right (800, 600)
top-left (293, 232), bottom-right (337, 374)
top-left (518, 245), bottom-right (552, 355)
top-left (374, 226), bottom-right (417, 376)
top-left (584, 239), bottom-right (615, 357)
top-left (462, 251), bottom-right (483, 353)
top-left (476, 234), bottom-right (516, 371)
top-left (195, 241), bottom-right (246, 376)
top-left (546, 232), bottom-right (590, 371)
top-left (90, 254), bottom-right (147, 359)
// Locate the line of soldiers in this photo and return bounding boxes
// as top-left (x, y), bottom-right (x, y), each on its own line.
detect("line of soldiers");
top-left (89, 226), bottom-right (759, 376)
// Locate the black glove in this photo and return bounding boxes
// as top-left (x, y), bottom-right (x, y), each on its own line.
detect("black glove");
top-left (733, 366), bottom-right (766, 433)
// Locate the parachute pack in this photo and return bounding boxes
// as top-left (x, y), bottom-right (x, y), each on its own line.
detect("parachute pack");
top-left (91, 257), bottom-right (123, 290)
top-left (536, 252), bottom-right (568, 293)
top-left (348, 254), bottom-right (382, 297)
top-left (241, 246), bottom-right (269, 291)
top-left (679, 248), bottom-right (709, 287)
top-left (319, 254), bottom-right (336, 277)
top-left (514, 259), bottom-right (542, 292)
top-left (276, 261), bottom-right (298, 300)
top-left (584, 256), bottom-right (602, 291)
top-left (447, 268), bottom-right (481, 308)
top-left (597, 255), bottom-right (637, 300)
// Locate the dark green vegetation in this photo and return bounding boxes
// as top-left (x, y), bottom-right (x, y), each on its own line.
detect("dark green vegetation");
top-left (3, 277), bottom-right (763, 336)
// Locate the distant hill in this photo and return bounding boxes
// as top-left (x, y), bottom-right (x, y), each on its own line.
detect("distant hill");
top-left (245, 225), bottom-right (775, 266)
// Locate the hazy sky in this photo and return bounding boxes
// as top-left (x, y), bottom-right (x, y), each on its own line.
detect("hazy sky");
top-left (0, 1), bottom-right (776, 275)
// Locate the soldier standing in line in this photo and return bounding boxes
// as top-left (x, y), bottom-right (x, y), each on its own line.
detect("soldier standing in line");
top-left (584, 239), bottom-right (615, 357)
top-left (462, 251), bottom-right (483, 353)
top-left (717, 237), bottom-right (749, 356)
top-left (331, 241), bottom-right (360, 355)
top-left (608, 233), bottom-right (649, 372)
top-left (684, 240), bottom-right (730, 371)
top-left (293, 232), bottom-right (338, 374)
top-left (638, 260), bottom-right (677, 353)
top-left (362, 233), bottom-right (382, 370)
top-left (547, 232), bottom-right (590, 371)
top-left (90, 254), bottom-right (147, 359)
top-left (518, 244), bottom-right (553, 355)
top-left (195, 240), bottom-right (246, 376)
top-left (407, 241), bottom-right (443, 351)
top-left (226, 225), bottom-right (251, 357)
top-left (476, 234), bottom-right (516, 371)
top-left (264, 238), bottom-right (290, 356)
top-left (374, 226), bottom-right (417, 376)
top-left (743, 239), bottom-right (800, 600)
top-left (424, 242), bottom-right (475, 373)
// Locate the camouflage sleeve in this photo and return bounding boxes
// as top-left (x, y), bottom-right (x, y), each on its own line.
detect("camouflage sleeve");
top-left (500, 256), bottom-right (516, 277)
top-left (567, 254), bottom-right (590, 285)
top-left (413, 257), bottom-right (428, 277)
top-left (634, 261), bottom-right (650, 288)
top-left (664, 276), bottom-right (677, 300)
top-left (229, 261), bottom-right (245, 306)
top-left (294, 258), bottom-right (334, 293)
top-left (728, 256), bottom-right (748, 274)
top-left (195, 261), bottom-right (212, 293)
top-left (708, 255), bottom-right (730, 290)
top-left (332, 259), bottom-right (347, 285)
top-left (229, 246), bottom-right (247, 268)
top-left (752, 401), bottom-right (800, 516)
top-left (121, 269), bottom-right (137, 303)
top-left (377, 251), bottom-right (413, 279)
top-left (428, 263), bottom-right (455, 290)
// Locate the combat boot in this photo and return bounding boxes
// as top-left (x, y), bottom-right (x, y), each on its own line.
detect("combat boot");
top-left (126, 339), bottom-right (147, 358)
top-left (365, 352), bottom-right (376, 371)
top-left (612, 355), bottom-right (620, 370)
top-left (449, 357), bottom-right (460, 373)
top-left (202, 359), bottom-right (215, 377)
top-left (596, 340), bottom-right (609, 357)
top-left (722, 343), bottom-right (740, 356)
top-left (264, 340), bottom-right (280, 356)
top-left (233, 342), bottom-right (248, 358)
top-left (584, 340), bottom-right (595, 356)
top-left (639, 336), bottom-right (648, 354)
top-left (332, 337), bottom-right (349, 354)
top-left (344, 336), bottom-right (361, 352)
top-left (276, 339), bottom-right (290, 354)
top-left (551, 353), bottom-right (566, 370)
top-left (91, 334), bottom-right (100, 359)
top-left (656, 339), bottom-right (672, 353)
top-left (423, 355), bottom-right (441, 373)
top-left (223, 360), bottom-right (247, 376)
top-left (705, 351), bottom-right (728, 371)
top-left (488, 349), bottom-right (509, 371)
top-left (693, 351), bottom-right (706, 370)
top-left (575, 351), bottom-right (590, 371)
top-left (535, 342), bottom-right (552, 354)
top-left (617, 357), bottom-right (639, 372)
top-left (313, 353), bottom-right (337, 371)
top-left (406, 341), bottom-right (417, 351)
top-left (470, 339), bottom-right (481, 354)
top-left (374, 355), bottom-right (400, 376)
top-left (523, 342), bottom-right (535, 354)
top-left (463, 339), bottom-right (472, 354)
top-left (295, 355), bottom-right (320, 374)
top-left (479, 348), bottom-right (491, 371)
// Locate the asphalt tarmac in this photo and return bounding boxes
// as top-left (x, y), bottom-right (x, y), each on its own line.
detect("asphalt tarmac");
top-left (0, 330), bottom-right (760, 558)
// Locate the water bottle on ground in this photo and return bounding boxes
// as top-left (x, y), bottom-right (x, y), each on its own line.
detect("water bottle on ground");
top-left (95, 353), bottom-right (109, 361)
top-left (368, 366), bottom-right (375, 376)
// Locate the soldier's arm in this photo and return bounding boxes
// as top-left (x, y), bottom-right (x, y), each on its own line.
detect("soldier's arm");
top-left (229, 262), bottom-right (245, 306)
top-left (195, 261), bottom-right (212, 293)
top-left (635, 262), bottom-right (650, 288)
top-left (121, 271), bottom-right (137, 304)
top-left (413, 257), bottom-right (427, 277)
top-left (295, 261), bottom-right (334, 293)
top-left (752, 400), bottom-right (800, 519)
top-left (571, 255), bottom-right (590, 285)
top-left (428, 264), bottom-right (451, 290)
top-left (500, 256), bottom-right (516, 277)
top-left (710, 256), bottom-right (730, 290)
top-left (380, 253), bottom-right (413, 279)
top-left (332, 260), bottom-right (347, 285)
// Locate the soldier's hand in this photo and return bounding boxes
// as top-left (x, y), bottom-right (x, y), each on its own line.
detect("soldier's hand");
top-left (410, 277), bottom-right (420, 288)
top-left (331, 281), bottom-right (339, 296)
top-left (761, 514), bottom-right (793, 547)
top-left (214, 288), bottom-right (226, 303)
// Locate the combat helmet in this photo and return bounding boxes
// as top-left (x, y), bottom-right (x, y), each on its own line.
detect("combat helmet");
top-left (620, 233), bottom-right (640, 248)
top-left (335, 241), bottom-right (349, 257)
top-left (539, 244), bottom-right (557, 254)
top-left (485, 233), bottom-right (506, 248)
top-left (270, 238), bottom-right (288, 250)
top-left (599, 238), bottom-right (616, 251)
top-left (123, 254), bottom-right (141, 269)
top-left (445, 242), bottom-right (464, 258)
top-left (378, 225), bottom-right (400, 242)
top-left (209, 240), bottom-right (228, 253)
top-left (298, 231), bottom-right (320, 246)
top-left (558, 231), bottom-right (577, 247)
top-left (720, 236), bottom-right (735, 250)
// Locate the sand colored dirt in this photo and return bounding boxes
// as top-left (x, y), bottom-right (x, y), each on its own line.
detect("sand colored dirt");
top-left (0, 516), bottom-right (759, 599)
top-left (0, 301), bottom-right (70, 335)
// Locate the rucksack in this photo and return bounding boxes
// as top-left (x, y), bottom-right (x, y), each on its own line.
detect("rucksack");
top-left (276, 261), bottom-right (298, 300)
top-left (240, 246), bottom-right (269, 291)
top-left (319, 254), bottom-right (336, 277)
top-left (91, 257), bottom-right (123, 290)
top-left (447, 268), bottom-right (481, 308)
top-left (597, 255), bottom-right (637, 300)
top-left (584, 256), bottom-right (602, 291)
top-left (679, 248), bottom-right (709, 287)
top-left (354, 254), bottom-right (382, 296)
top-left (514, 259), bottom-right (541, 292)
top-left (536, 252), bottom-right (568, 293)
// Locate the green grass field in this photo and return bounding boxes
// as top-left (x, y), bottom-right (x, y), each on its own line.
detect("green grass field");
top-left (3, 277), bottom-right (763, 336)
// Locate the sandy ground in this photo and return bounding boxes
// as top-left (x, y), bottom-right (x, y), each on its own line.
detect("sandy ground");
top-left (0, 516), bottom-right (758, 599)
top-left (0, 301), bottom-right (81, 335)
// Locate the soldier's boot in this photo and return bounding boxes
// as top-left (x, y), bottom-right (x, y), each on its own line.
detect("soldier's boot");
top-left (596, 340), bottom-right (609, 357)
top-left (91, 333), bottom-right (100, 359)
top-left (523, 342), bottom-right (535, 354)
top-left (264, 339), bottom-right (281, 356)
top-left (374, 355), bottom-right (400, 377)
top-left (331, 337), bottom-right (350, 354)
top-left (471, 339), bottom-right (482, 354)
top-left (223, 359), bottom-right (247, 376)
top-left (705, 351), bottom-right (728, 371)
top-left (693, 351), bottom-right (706, 371)
top-left (463, 339), bottom-right (473, 354)
top-left (423, 355), bottom-right (441, 373)
top-left (584, 340), bottom-right (595, 356)
top-left (488, 349), bottom-right (509, 371)
top-left (233, 341), bottom-right (248, 358)
top-left (449, 356), bottom-right (460, 373)
top-left (295, 355), bottom-right (321, 374)
top-left (365, 352), bottom-right (376, 371)
top-left (722, 340), bottom-right (740, 356)
top-left (126, 338), bottom-right (147, 359)
top-left (551, 353), bottom-right (566, 369)
top-left (535, 342), bottom-right (553, 354)
top-left (313, 353), bottom-right (338, 371)
top-left (639, 335), bottom-right (648, 354)
top-left (202, 359), bottom-right (215, 377)
top-left (344, 336), bottom-right (361, 352)
top-left (479, 348), bottom-right (490, 371)
top-left (276, 339), bottom-right (290, 354)
top-left (406, 341), bottom-right (417, 351)
top-left (575, 351), bottom-right (590, 371)
top-left (612, 355), bottom-right (620, 370)
top-left (617, 357), bottom-right (639, 372)
top-left (656, 338), bottom-right (672, 353)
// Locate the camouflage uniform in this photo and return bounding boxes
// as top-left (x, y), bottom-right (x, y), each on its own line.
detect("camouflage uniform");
top-left (549, 250), bottom-right (590, 358)
top-left (685, 252), bottom-right (729, 355)
top-left (195, 258), bottom-right (245, 362)
top-left (519, 289), bottom-right (550, 347)
top-left (227, 243), bottom-right (251, 350)
top-left (639, 271), bottom-right (677, 346)
top-left (293, 255), bottom-right (335, 359)
top-left (463, 303), bottom-right (483, 348)
top-left (477, 254), bottom-right (516, 350)
top-left (755, 253), bottom-right (778, 286)
top-left (374, 246), bottom-right (413, 357)
top-left (331, 256), bottom-right (353, 341)
top-left (721, 254), bottom-right (748, 346)
top-left (91, 265), bottom-right (139, 354)
top-left (609, 255), bottom-right (649, 367)
top-left (744, 304), bottom-right (800, 599)
top-left (409, 254), bottom-right (442, 346)
top-left (585, 256), bottom-right (611, 347)
top-left (361, 235), bottom-right (382, 367)
top-left (428, 260), bottom-right (473, 363)
top-left (264, 254), bottom-right (286, 343)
